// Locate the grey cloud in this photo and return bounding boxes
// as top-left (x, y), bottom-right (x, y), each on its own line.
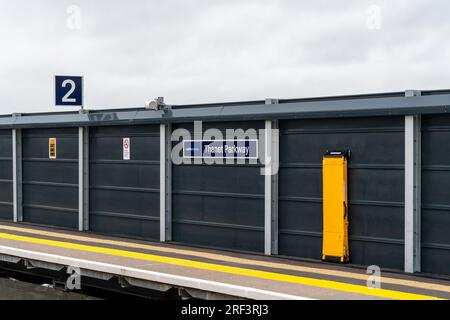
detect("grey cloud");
top-left (0, 0), bottom-right (450, 113)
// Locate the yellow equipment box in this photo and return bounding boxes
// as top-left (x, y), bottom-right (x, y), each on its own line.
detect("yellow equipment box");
top-left (322, 151), bottom-right (349, 263)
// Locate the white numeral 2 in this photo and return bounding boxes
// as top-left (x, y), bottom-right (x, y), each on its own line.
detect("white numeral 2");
top-left (62, 79), bottom-right (76, 102)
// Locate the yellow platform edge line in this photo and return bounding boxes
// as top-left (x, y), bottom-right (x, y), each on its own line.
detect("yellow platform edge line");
top-left (0, 224), bottom-right (449, 294)
top-left (0, 232), bottom-right (441, 300)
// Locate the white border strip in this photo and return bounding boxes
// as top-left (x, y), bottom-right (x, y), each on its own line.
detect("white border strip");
top-left (0, 245), bottom-right (312, 300)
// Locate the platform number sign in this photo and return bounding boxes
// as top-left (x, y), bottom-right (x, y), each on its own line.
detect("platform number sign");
top-left (49, 138), bottom-right (57, 159)
top-left (55, 75), bottom-right (83, 107)
top-left (123, 138), bottom-right (130, 160)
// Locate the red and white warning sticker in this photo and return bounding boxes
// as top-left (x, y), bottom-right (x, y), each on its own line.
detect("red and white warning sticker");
top-left (123, 137), bottom-right (130, 160)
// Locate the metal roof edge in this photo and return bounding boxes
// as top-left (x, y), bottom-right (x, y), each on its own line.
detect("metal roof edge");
top-left (1, 92), bottom-right (450, 129)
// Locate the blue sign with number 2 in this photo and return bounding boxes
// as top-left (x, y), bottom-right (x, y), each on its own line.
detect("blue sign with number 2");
top-left (55, 75), bottom-right (83, 106)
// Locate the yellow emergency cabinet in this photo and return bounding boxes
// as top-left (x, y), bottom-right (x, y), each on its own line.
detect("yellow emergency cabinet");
top-left (322, 151), bottom-right (350, 263)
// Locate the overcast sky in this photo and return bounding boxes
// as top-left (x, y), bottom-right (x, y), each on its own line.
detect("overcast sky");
top-left (0, 0), bottom-right (449, 114)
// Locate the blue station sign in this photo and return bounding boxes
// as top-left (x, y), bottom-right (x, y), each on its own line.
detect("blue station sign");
top-left (183, 140), bottom-right (258, 159)
top-left (55, 75), bottom-right (83, 107)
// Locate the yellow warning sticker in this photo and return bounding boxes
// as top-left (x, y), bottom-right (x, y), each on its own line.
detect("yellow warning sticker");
top-left (49, 138), bottom-right (56, 159)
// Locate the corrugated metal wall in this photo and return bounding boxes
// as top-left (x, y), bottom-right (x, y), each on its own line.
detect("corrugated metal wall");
top-left (172, 122), bottom-right (265, 252)
top-left (0, 130), bottom-right (13, 221)
top-left (3, 112), bottom-right (449, 276)
top-left (278, 117), bottom-right (405, 269)
top-left (22, 128), bottom-right (79, 229)
top-left (421, 115), bottom-right (450, 276)
top-left (89, 125), bottom-right (160, 240)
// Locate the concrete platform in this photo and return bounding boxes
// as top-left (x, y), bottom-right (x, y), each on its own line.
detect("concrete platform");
top-left (0, 222), bottom-right (448, 300)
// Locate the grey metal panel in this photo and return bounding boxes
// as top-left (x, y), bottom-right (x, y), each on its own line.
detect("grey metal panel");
top-left (0, 130), bottom-right (13, 220)
top-left (22, 128), bottom-right (78, 228)
top-left (421, 114), bottom-right (450, 275)
top-left (89, 125), bottom-right (160, 240)
top-left (278, 116), bottom-right (405, 270)
top-left (2, 91), bottom-right (450, 129)
top-left (172, 121), bottom-right (265, 253)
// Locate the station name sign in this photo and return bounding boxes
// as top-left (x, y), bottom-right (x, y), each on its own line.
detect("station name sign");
top-left (183, 140), bottom-right (258, 159)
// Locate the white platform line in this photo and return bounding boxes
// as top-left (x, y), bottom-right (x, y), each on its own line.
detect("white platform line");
top-left (0, 245), bottom-right (313, 300)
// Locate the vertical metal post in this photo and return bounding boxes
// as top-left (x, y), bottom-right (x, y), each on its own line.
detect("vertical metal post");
top-left (413, 116), bottom-right (422, 273)
top-left (160, 124), bottom-right (172, 242)
top-left (78, 126), bottom-right (89, 231)
top-left (12, 128), bottom-right (22, 222)
top-left (264, 120), bottom-right (272, 255)
top-left (405, 115), bottom-right (421, 273)
top-left (78, 127), bottom-right (83, 231)
top-left (271, 120), bottom-right (279, 255)
top-left (264, 99), bottom-right (279, 255)
top-left (165, 124), bottom-right (173, 241)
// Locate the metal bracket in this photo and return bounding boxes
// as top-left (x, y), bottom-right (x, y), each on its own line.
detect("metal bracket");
top-left (405, 90), bottom-right (422, 98)
top-left (25, 259), bottom-right (64, 271)
top-left (0, 254), bottom-right (21, 264)
top-left (81, 269), bottom-right (113, 281)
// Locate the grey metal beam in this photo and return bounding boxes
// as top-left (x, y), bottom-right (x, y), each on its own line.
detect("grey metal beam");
top-left (78, 126), bottom-right (89, 231)
top-left (160, 124), bottom-right (172, 241)
top-left (12, 127), bottom-right (22, 222)
top-left (2, 92), bottom-right (450, 129)
top-left (404, 115), bottom-right (421, 273)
